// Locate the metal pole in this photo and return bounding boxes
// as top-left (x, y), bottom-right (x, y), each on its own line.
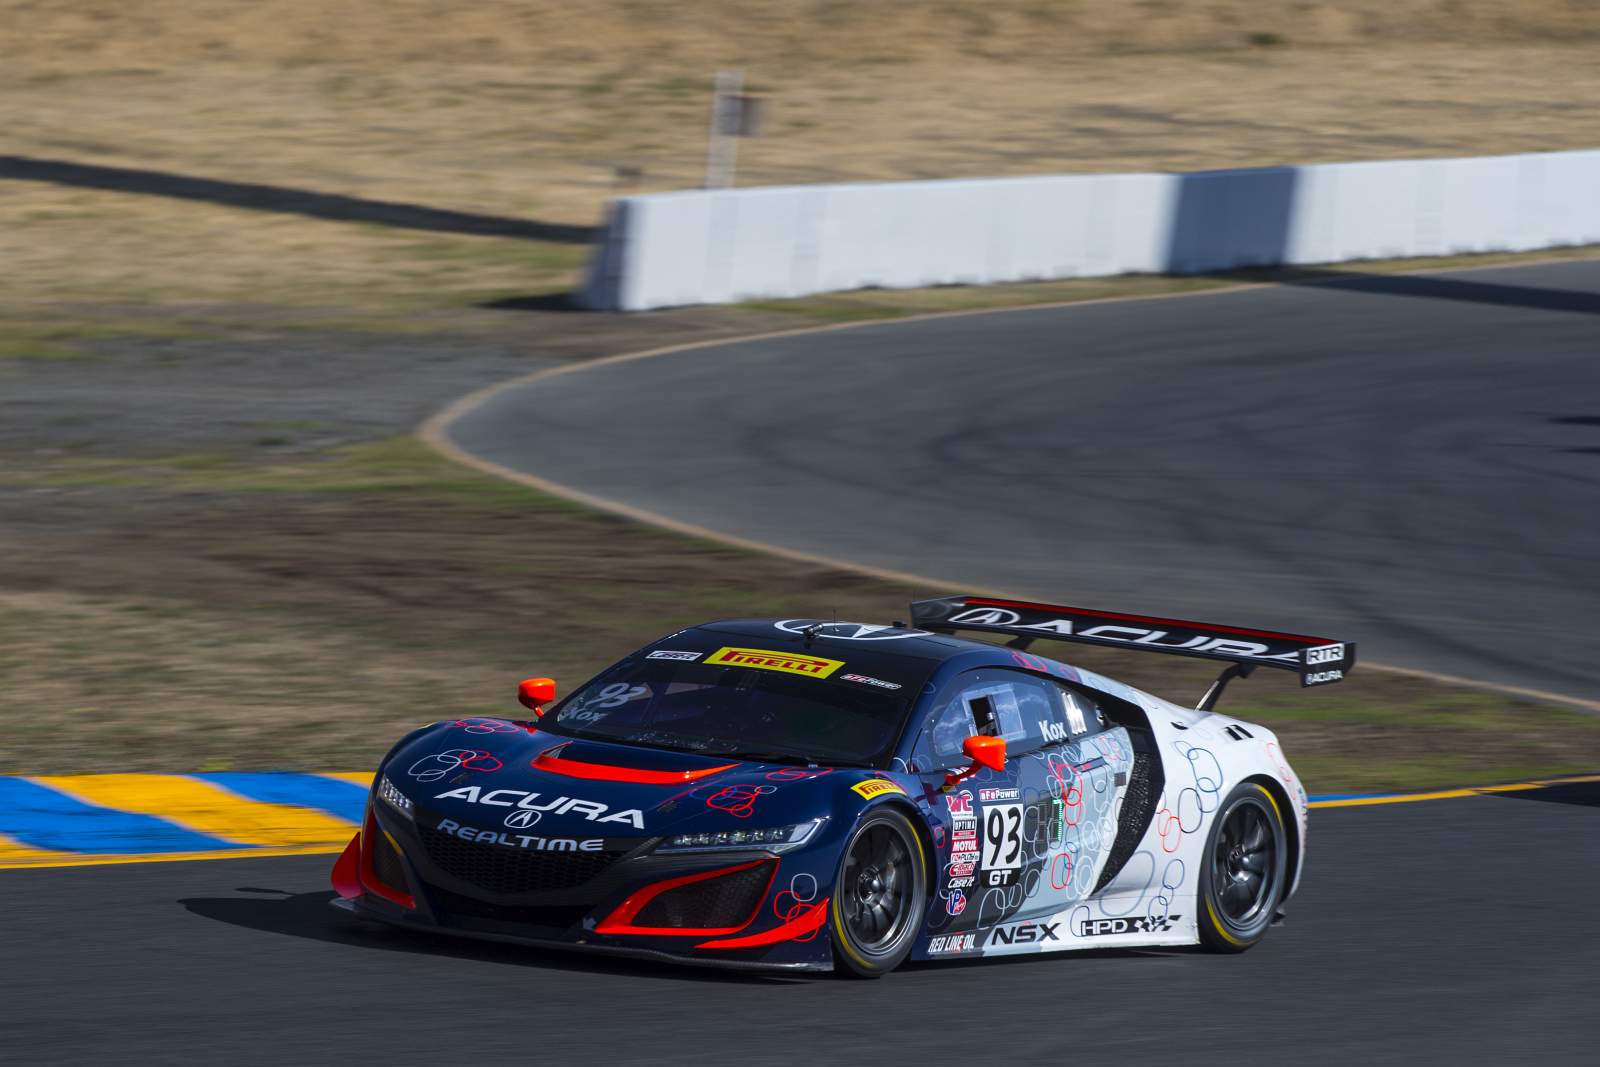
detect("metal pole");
top-left (704, 69), bottom-right (743, 189)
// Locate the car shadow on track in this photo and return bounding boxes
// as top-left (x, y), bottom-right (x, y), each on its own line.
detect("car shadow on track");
top-left (1489, 779), bottom-right (1600, 809)
top-left (179, 888), bottom-right (798, 985)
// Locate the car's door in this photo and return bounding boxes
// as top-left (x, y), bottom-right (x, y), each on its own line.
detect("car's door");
top-left (910, 667), bottom-right (1124, 933)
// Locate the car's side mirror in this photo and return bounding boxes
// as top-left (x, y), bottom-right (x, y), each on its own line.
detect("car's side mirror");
top-left (517, 677), bottom-right (557, 716)
top-left (944, 735), bottom-right (1006, 791)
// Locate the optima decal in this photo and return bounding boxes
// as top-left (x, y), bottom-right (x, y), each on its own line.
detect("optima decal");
top-left (706, 646), bottom-right (844, 678)
top-left (851, 779), bottom-right (907, 800)
top-left (433, 786), bottom-right (645, 829)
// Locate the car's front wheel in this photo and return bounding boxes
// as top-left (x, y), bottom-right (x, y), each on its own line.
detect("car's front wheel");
top-left (1197, 780), bottom-right (1288, 953)
top-left (830, 806), bottom-right (927, 977)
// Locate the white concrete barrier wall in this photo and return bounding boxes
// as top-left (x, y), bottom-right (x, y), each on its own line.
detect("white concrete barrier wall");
top-left (579, 149), bottom-right (1600, 311)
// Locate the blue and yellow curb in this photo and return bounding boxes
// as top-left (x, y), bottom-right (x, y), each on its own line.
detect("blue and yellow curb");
top-left (1, 770), bottom-right (1595, 870)
top-left (0, 772), bottom-right (371, 870)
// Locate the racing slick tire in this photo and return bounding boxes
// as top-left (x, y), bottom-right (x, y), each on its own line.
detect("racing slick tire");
top-left (830, 805), bottom-right (928, 978)
top-left (1197, 780), bottom-right (1288, 954)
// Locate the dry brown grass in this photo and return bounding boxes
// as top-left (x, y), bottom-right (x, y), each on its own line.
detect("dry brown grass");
top-left (2, 440), bottom-right (1598, 787)
top-left (4, 3), bottom-right (1600, 308)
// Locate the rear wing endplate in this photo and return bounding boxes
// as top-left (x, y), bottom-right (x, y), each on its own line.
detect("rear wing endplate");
top-left (912, 596), bottom-right (1356, 703)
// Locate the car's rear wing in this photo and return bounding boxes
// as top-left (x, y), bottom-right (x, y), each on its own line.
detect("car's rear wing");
top-left (911, 595), bottom-right (1356, 710)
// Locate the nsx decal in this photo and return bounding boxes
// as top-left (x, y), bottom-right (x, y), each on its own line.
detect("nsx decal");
top-left (851, 779), bottom-right (907, 800)
top-left (706, 646), bottom-right (844, 678)
top-left (433, 786), bottom-right (646, 829)
top-left (989, 921), bottom-right (1060, 945)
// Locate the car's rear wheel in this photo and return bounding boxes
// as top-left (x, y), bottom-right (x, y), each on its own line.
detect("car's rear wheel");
top-left (831, 806), bottom-right (927, 977)
top-left (1197, 781), bottom-right (1287, 953)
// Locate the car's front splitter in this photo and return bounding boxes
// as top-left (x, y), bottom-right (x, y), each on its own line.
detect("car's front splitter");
top-left (329, 895), bottom-right (832, 974)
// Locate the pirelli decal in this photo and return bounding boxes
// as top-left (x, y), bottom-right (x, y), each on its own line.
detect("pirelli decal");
top-left (706, 646), bottom-right (845, 679)
top-left (851, 779), bottom-right (908, 800)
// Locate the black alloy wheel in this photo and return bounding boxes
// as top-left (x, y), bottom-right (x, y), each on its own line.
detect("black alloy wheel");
top-left (1197, 781), bottom-right (1288, 953)
top-left (831, 807), bottom-right (927, 977)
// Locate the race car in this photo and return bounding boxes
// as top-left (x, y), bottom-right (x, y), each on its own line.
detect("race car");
top-left (331, 594), bottom-right (1355, 976)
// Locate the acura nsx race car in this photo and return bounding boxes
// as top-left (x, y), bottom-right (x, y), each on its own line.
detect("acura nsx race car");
top-left (332, 595), bottom-right (1356, 976)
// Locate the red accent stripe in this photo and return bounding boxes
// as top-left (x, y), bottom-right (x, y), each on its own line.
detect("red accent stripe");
top-left (695, 897), bottom-right (830, 950)
top-left (961, 597), bottom-right (1330, 645)
top-left (330, 832), bottom-right (362, 899)
top-left (532, 750), bottom-right (739, 785)
top-left (595, 859), bottom-right (775, 937)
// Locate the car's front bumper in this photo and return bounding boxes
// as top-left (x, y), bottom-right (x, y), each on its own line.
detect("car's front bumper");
top-left (329, 895), bottom-right (830, 973)
top-left (336, 800), bottom-right (839, 973)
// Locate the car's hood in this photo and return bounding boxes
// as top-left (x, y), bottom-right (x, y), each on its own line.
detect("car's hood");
top-left (383, 720), bottom-right (878, 839)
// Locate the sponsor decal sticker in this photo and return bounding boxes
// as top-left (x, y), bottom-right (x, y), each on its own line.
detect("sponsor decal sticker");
top-left (1074, 915), bottom-right (1179, 936)
top-left (990, 921), bottom-right (1060, 946)
top-left (946, 875), bottom-right (975, 890)
top-left (647, 649), bottom-right (701, 662)
top-left (948, 607), bottom-right (1022, 626)
top-left (707, 646), bottom-right (844, 678)
top-left (981, 803), bottom-right (1023, 886)
top-left (928, 933), bottom-right (977, 955)
top-left (433, 785), bottom-right (646, 829)
top-left (947, 861), bottom-right (975, 878)
top-left (774, 620), bottom-right (929, 641)
top-left (839, 672), bottom-right (902, 690)
top-left (946, 889), bottom-right (967, 916)
top-left (436, 819), bottom-right (603, 852)
top-left (1304, 669), bottom-right (1343, 685)
top-left (1305, 643), bottom-right (1344, 665)
top-left (851, 779), bottom-right (908, 800)
top-left (944, 790), bottom-right (974, 816)
top-left (978, 787), bottom-right (1019, 802)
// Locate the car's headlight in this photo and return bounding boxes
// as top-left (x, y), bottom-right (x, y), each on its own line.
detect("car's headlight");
top-left (659, 819), bottom-right (821, 853)
top-left (377, 775), bottom-right (414, 820)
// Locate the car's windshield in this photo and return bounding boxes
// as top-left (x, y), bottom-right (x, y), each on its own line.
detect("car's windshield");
top-left (542, 652), bottom-right (925, 768)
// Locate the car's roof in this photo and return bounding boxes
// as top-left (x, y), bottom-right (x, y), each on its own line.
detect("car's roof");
top-left (685, 618), bottom-right (1000, 662)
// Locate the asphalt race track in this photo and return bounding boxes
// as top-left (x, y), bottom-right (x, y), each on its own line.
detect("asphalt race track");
top-left (10, 261), bottom-right (1600, 1064)
top-left (5, 786), bottom-right (1598, 1064)
top-left (449, 258), bottom-right (1600, 706)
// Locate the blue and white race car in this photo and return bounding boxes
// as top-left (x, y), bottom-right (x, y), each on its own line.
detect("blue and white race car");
top-left (333, 595), bottom-right (1354, 976)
